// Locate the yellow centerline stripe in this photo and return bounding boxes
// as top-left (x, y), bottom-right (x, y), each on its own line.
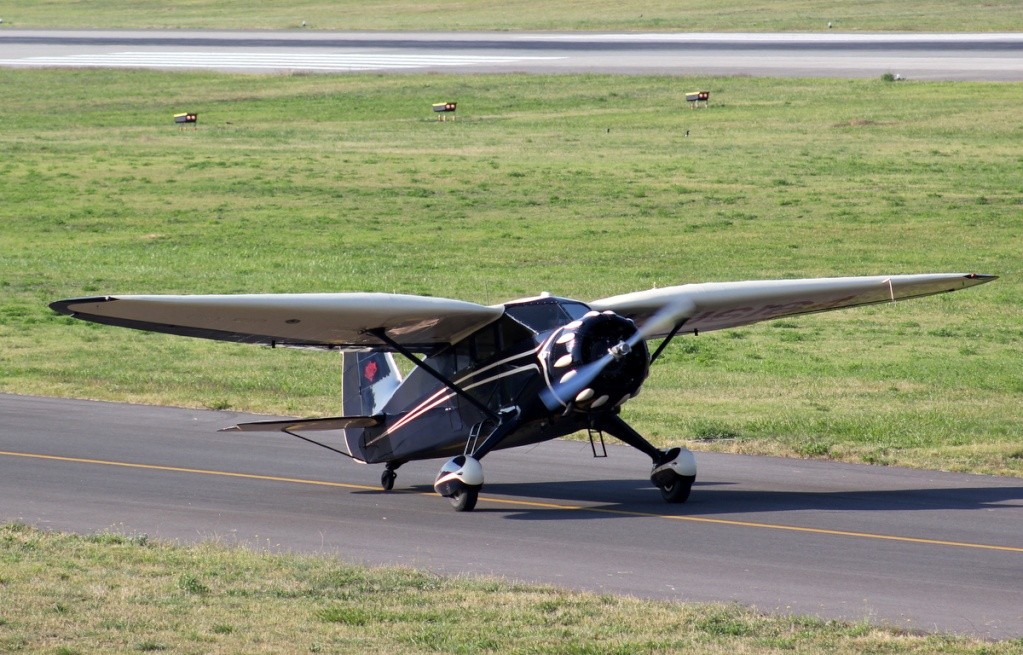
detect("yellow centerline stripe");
top-left (3, 450), bottom-right (1021, 554)
top-left (0, 450), bottom-right (379, 492)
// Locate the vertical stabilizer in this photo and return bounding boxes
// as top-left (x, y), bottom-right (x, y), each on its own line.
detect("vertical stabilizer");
top-left (340, 351), bottom-right (402, 463)
top-left (342, 351), bottom-right (402, 416)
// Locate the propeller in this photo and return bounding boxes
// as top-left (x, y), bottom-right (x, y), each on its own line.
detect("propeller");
top-left (541, 297), bottom-right (694, 411)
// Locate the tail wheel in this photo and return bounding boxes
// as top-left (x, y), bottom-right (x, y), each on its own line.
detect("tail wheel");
top-left (449, 487), bottom-right (479, 512)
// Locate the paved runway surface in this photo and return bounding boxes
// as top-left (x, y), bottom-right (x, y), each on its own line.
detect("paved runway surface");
top-left (2, 29), bottom-right (1023, 79)
top-left (2, 393), bottom-right (1021, 638)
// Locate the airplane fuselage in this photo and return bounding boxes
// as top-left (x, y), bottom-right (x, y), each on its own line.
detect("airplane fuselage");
top-left (350, 295), bottom-right (646, 465)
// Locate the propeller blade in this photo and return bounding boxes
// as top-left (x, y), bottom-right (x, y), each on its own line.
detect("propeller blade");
top-left (541, 350), bottom-right (617, 411)
top-left (632, 297), bottom-right (696, 343)
top-left (541, 299), bottom-right (694, 411)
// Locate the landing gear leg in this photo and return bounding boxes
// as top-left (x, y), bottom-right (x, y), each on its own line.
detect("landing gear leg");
top-left (433, 408), bottom-right (522, 512)
top-left (595, 414), bottom-right (697, 504)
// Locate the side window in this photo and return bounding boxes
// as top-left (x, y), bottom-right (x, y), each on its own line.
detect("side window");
top-left (495, 315), bottom-right (534, 352)
top-left (470, 323), bottom-right (499, 363)
top-left (464, 317), bottom-right (532, 366)
top-left (561, 301), bottom-right (591, 320)
top-left (452, 341), bottom-right (472, 373)
top-left (433, 315), bottom-right (537, 378)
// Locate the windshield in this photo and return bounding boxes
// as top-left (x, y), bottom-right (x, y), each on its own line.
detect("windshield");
top-left (504, 299), bottom-right (591, 334)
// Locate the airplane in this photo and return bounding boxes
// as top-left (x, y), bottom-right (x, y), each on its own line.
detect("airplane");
top-left (51, 272), bottom-right (995, 511)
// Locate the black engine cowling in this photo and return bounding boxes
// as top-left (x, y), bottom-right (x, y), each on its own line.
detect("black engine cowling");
top-left (542, 310), bottom-right (649, 412)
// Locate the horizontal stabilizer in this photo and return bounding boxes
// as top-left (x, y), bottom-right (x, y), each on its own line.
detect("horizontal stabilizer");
top-left (220, 415), bottom-right (381, 433)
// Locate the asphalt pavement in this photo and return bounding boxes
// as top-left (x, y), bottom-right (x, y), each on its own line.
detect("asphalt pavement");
top-left (2, 29), bottom-right (1023, 79)
top-left (2, 393), bottom-right (1021, 638)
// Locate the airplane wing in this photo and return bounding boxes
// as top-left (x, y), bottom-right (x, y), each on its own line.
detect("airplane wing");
top-left (589, 273), bottom-right (997, 339)
top-left (49, 293), bottom-right (505, 350)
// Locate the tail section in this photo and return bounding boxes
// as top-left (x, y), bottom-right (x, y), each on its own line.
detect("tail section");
top-left (342, 351), bottom-right (402, 416)
top-left (340, 351), bottom-right (402, 463)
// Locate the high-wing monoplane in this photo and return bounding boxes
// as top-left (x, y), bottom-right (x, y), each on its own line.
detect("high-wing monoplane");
top-left (51, 273), bottom-right (995, 511)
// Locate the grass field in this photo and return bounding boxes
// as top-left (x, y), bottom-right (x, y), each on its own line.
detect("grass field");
top-left (2, 19), bottom-right (1022, 651)
top-left (1, 69), bottom-right (1019, 476)
top-left (3, 0), bottom-right (1023, 32)
top-left (2, 523), bottom-right (1021, 654)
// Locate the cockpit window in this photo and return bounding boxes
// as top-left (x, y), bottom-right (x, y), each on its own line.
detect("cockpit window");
top-left (560, 301), bottom-right (591, 320)
top-left (505, 299), bottom-right (591, 333)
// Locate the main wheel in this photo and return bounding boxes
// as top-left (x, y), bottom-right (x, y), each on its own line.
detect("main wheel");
top-left (381, 469), bottom-right (396, 492)
top-left (449, 487), bottom-right (479, 512)
top-left (659, 474), bottom-right (695, 504)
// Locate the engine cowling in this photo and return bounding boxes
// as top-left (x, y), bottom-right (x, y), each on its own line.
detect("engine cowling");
top-left (541, 310), bottom-right (649, 412)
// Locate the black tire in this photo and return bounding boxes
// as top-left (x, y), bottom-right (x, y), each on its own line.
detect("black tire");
top-left (449, 487), bottom-right (479, 512)
top-left (381, 469), bottom-right (396, 492)
top-left (659, 474), bottom-right (695, 504)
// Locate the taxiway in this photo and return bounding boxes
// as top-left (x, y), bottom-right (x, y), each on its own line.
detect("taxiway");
top-left (2, 393), bottom-right (1021, 638)
top-left (2, 29), bottom-right (1022, 79)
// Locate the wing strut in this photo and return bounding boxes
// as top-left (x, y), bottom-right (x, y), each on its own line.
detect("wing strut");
top-left (648, 321), bottom-right (689, 365)
top-left (281, 429), bottom-right (359, 459)
top-left (220, 415), bottom-right (382, 459)
top-left (366, 328), bottom-right (500, 422)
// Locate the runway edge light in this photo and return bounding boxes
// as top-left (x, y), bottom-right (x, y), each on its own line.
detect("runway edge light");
top-left (174, 112), bottom-right (198, 128)
top-left (432, 102), bottom-right (457, 121)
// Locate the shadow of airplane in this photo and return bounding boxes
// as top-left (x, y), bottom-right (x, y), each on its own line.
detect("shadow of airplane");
top-left (395, 479), bottom-right (1023, 522)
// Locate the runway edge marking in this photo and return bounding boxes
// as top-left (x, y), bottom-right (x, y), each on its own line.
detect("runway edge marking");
top-left (4, 449), bottom-right (1021, 554)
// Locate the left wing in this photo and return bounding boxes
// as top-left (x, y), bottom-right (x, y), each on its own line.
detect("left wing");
top-left (590, 273), bottom-right (996, 339)
top-left (50, 293), bottom-right (504, 350)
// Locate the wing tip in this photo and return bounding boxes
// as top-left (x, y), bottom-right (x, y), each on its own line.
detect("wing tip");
top-left (964, 273), bottom-right (997, 282)
top-left (49, 296), bottom-right (115, 316)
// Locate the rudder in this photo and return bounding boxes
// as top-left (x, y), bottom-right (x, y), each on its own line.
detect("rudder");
top-left (342, 351), bottom-right (402, 416)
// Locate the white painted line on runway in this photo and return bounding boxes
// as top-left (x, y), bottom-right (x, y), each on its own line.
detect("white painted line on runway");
top-left (0, 51), bottom-right (565, 72)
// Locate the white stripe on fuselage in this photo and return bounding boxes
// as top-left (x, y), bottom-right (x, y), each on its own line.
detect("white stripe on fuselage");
top-left (365, 345), bottom-right (542, 445)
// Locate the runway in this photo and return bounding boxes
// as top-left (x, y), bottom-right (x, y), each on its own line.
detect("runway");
top-left (2, 29), bottom-right (1023, 79)
top-left (2, 393), bottom-right (1021, 638)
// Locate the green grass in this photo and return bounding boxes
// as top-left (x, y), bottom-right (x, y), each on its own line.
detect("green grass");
top-left (0, 69), bottom-right (1020, 475)
top-left (3, 523), bottom-right (1021, 654)
top-left (2, 0), bottom-right (1023, 31)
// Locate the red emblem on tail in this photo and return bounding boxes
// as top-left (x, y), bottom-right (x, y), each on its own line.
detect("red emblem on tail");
top-left (363, 360), bottom-right (379, 383)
